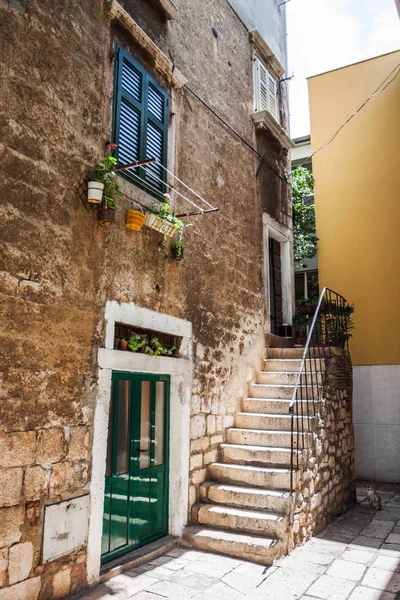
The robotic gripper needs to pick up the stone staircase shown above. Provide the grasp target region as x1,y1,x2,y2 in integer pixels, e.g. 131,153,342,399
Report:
183,347,324,564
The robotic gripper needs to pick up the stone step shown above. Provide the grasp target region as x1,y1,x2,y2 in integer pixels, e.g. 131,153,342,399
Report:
263,358,302,371
250,383,295,399
208,462,292,489
182,526,284,565
197,504,288,537
266,347,328,359
227,427,310,449
200,481,291,514
256,371,324,385
249,383,319,400
220,443,303,467
267,347,305,359
263,358,326,372
242,398,318,415
236,412,315,431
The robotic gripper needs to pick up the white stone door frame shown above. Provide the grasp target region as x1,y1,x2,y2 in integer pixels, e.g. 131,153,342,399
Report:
86,301,193,583
263,214,294,331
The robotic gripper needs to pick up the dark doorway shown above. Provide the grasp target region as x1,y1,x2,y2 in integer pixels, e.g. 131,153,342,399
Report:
269,238,283,334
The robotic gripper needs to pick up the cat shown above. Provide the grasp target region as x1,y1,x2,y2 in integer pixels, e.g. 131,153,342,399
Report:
367,486,382,511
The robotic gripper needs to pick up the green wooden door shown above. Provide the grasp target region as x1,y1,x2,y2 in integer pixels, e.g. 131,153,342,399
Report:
101,372,170,563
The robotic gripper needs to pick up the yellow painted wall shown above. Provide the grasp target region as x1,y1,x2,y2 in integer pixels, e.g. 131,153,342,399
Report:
308,51,400,366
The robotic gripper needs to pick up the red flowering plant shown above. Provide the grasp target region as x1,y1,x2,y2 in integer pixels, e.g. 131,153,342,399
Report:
89,143,120,209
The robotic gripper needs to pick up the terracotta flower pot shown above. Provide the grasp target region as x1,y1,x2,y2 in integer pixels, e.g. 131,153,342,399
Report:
119,340,128,350
126,210,145,231
97,207,116,226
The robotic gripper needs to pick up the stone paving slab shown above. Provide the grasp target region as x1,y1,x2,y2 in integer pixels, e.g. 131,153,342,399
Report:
76,483,400,600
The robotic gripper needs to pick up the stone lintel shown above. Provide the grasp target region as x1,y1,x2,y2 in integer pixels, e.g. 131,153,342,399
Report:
252,110,295,150
105,0,187,88
151,0,178,20
249,29,285,78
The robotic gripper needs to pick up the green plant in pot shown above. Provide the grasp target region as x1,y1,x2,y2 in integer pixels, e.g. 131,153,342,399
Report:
89,144,121,226
144,337,176,357
171,228,185,260
293,309,307,345
127,334,147,352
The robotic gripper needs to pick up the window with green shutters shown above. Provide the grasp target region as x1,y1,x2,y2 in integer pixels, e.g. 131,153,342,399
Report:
113,46,168,197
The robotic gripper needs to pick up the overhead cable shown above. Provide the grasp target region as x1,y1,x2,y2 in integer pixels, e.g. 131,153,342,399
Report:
291,61,400,176
184,85,288,183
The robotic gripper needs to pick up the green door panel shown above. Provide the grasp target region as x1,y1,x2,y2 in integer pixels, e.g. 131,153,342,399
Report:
101,373,170,563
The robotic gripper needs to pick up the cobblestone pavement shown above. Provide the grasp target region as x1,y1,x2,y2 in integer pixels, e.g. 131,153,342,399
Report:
79,483,400,600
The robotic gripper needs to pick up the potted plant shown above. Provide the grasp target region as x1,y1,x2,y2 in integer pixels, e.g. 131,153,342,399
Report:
145,194,184,239
127,334,147,353
171,228,185,260
119,338,128,351
126,205,146,231
88,144,120,226
293,310,307,345
144,337,176,357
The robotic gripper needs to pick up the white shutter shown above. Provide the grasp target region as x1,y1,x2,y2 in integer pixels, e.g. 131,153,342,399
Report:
255,58,268,112
268,75,277,120
254,56,279,122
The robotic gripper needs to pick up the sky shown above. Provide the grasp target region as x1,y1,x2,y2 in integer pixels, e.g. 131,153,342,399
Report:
286,0,400,139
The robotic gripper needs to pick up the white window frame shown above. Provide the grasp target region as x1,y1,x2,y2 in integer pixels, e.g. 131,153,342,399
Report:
253,54,279,123
263,214,294,330
86,302,193,584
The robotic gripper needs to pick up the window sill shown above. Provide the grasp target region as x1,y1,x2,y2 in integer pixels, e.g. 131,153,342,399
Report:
251,110,294,150
150,0,177,20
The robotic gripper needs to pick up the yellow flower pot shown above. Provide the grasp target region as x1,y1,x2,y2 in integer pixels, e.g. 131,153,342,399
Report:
126,210,145,231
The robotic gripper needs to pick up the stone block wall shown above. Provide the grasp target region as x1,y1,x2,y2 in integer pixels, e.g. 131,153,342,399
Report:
0,0,290,595
291,348,357,547
0,427,89,598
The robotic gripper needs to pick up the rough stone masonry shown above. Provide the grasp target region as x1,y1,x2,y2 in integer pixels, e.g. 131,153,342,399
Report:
0,0,292,597
292,348,356,549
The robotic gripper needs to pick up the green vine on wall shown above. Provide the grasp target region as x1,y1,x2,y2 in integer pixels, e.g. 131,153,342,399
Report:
292,166,318,268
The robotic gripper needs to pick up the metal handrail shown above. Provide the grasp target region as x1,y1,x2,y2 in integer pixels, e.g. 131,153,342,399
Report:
289,287,352,494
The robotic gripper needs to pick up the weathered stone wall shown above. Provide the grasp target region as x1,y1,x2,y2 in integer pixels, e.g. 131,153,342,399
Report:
0,0,290,597
291,348,356,547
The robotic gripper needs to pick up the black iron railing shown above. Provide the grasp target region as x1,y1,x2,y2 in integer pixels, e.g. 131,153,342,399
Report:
289,287,353,493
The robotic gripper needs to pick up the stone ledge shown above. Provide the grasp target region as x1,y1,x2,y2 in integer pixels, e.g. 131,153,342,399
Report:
249,29,285,78
252,110,295,150
150,0,177,20
105,0,186,88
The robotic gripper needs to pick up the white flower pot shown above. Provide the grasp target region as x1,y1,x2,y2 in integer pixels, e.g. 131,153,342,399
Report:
87,181,104,204
144,213,176,237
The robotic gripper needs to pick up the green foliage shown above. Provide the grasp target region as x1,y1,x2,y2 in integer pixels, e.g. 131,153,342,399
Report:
157,201,184,240
293,309,307,328
171,228,185,258
89,155,121,209
127,334,147,352
292,167,318,268
144,337,176,357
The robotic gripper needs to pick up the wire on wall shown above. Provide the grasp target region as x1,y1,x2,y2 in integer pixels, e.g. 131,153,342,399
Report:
290,61,400,176
184,85,288,184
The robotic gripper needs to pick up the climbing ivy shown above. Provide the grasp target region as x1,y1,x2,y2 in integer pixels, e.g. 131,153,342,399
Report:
292,166,318,268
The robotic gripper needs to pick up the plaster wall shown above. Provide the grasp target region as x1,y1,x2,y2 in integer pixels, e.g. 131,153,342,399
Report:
227,0,287,69
308,50,400,367
353,365,400,483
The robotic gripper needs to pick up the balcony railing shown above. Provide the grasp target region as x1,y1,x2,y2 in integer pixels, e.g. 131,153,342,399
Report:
289,287,354,493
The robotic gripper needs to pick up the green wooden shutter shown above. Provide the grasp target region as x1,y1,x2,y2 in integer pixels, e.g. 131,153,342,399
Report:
113,46,168,196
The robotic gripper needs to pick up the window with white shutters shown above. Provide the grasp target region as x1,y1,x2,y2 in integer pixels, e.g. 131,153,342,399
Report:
254,56,279,123
113,46,168,197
